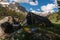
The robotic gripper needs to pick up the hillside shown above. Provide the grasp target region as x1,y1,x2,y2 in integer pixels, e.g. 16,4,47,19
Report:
0,1,60,40
0,4,27,21
2,12,60,40
48,12,60,24
0,6,60,40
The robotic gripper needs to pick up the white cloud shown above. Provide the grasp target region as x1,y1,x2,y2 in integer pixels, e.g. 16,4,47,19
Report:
31,10,36,13
29,8,55,16
31,10,41,15
29,3,56,16
41,4,56,13
50,10,55,13
30,8,40,13
30,10,49,16
29,0,38,5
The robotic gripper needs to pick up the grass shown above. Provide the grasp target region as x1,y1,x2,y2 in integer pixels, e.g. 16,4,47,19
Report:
0,14,60,40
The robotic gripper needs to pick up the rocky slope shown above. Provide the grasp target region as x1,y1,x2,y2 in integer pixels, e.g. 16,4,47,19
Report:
8,2,27,12
0,1,27,13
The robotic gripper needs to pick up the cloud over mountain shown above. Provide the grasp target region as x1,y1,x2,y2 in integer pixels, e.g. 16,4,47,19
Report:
30,8,41,13
30,3,57,14
41,4,56,13
29,0,38,6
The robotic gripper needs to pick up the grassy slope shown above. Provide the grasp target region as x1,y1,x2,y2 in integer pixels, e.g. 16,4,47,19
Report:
38,12,60,36
0,7,60,40
6,12,60,40
48,13,60,24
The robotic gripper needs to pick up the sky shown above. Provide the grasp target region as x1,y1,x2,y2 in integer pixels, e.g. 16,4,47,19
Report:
7,0,58,13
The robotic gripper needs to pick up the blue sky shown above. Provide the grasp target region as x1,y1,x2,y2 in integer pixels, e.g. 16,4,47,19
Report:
8,0,58,13
20,0,55,11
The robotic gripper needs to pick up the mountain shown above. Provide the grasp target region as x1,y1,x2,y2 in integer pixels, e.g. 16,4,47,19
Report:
0,2,27,21
8,2,27,12
0,1,27,13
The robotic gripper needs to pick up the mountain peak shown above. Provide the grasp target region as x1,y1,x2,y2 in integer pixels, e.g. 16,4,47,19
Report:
0,1,27,13
8,2,27,12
